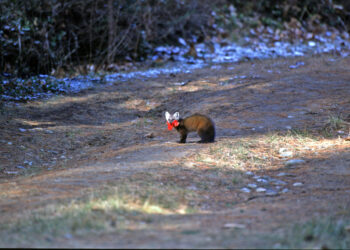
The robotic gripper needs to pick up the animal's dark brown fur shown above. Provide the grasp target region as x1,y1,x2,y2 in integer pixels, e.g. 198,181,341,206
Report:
175,114,215,143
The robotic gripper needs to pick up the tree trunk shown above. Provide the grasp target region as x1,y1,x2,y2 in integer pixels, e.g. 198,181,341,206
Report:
107,0,115,65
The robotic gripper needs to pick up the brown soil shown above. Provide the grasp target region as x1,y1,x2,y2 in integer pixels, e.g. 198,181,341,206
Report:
0,54,350,248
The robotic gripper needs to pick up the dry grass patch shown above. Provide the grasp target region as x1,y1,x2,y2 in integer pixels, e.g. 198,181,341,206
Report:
189,129,348,172
0,181,198,247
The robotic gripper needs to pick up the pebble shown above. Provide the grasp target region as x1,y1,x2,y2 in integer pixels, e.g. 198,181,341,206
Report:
223,223,246,229
5,171,18,174
281,188,289,193
7,142,12,145
271,179,287,185
64,233,73,239
308,41,316,47
240,187,251,193
276,172,296,177
187,185,198,191
245,171,254,175
279,148,293,157
247,183,257,188
293,182,303,187
256,178,269,183
266,189,278,196
285,159,306,166
174,80,190,86
17,166,26,169
277,172,287,177
24,160,33,166
19,128,27,132
256,187,267,192
285,126,292,130
145,132,155,138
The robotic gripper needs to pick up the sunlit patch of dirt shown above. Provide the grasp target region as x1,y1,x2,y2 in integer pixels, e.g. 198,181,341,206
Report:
0,54,350,248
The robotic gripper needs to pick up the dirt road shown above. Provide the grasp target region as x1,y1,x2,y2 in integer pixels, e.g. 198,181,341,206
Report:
0,55,350,248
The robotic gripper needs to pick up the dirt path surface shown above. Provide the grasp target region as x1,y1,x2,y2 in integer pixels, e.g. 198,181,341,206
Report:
1,55,350,248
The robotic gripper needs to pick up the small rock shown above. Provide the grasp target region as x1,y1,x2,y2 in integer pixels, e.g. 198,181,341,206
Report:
277,172,287,177
245,171,254,175
45,130,54,134
279,148,293,157
293,182,303,187
5,171,18,174
247,183,257,188
17,166,26,169
7,142,12,145
24,160,33,166
281,188,289,193
19,128,27,132
60,155,66,159
289,61,305,69
187,185,198,191
266,189,278,196
178,37,187,46
256,187,266,192
308,41,316,47
271,179,287,185
285,126,292,130
184,162,195,168
240,187,251,193
276,172,296,177
223,223,246,229
145,132,155,138
64,233,73,239
285,159,306,166
174,80,190,86
253,175,261,179
256,178,269,183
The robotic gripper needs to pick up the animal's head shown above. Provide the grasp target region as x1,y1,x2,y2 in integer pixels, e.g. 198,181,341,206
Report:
165,111,180,130
165,111,179,123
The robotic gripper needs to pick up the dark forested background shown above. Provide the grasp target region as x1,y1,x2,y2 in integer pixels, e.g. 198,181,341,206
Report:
1,0,350,77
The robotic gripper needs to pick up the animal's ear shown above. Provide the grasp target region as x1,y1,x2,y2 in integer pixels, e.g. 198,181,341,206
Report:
173,112,180,120
165,111,171,121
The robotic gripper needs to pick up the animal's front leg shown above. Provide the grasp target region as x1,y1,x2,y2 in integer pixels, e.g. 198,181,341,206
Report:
179,131,187,143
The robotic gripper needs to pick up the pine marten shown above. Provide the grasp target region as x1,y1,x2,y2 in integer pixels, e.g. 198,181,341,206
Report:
165,111,215,143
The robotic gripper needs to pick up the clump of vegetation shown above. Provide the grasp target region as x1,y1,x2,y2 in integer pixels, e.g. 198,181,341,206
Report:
0,0,222,77
1,0,350,78
323,114,350,137
278,217,350,249
0,75,68,101
1,0,350,101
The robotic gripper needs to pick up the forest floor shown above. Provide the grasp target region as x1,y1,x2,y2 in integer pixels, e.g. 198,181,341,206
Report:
1,54,350,248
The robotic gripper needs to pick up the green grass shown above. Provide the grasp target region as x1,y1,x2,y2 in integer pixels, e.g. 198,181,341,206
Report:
0,180,198,247
276,217,350,249
322,114,349,137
